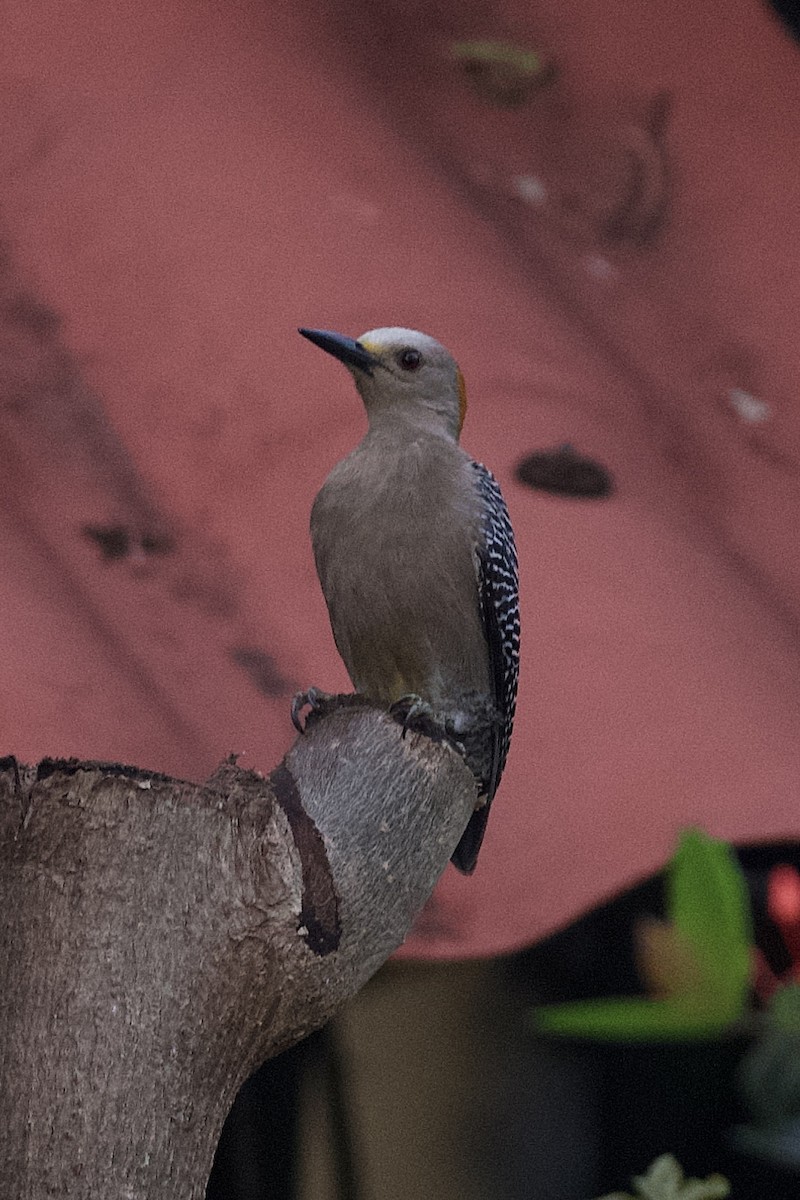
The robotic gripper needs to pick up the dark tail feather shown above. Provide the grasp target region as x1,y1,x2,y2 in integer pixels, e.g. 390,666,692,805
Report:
450,803,491,875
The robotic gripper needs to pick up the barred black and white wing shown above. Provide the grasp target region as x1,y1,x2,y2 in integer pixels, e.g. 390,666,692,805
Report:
450,460,520,873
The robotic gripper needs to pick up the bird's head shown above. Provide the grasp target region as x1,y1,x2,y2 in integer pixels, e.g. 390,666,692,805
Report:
299,326,467,440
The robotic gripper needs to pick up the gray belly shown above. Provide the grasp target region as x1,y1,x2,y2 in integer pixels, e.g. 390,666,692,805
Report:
311,447,491,707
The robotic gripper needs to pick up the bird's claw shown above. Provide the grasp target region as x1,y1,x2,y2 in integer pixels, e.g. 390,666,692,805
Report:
389,693,432,740
291,687,335,734
389,696,471,771
388,696,468,757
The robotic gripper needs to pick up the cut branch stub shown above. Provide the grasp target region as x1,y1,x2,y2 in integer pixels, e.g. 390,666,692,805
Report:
0,700,477,1199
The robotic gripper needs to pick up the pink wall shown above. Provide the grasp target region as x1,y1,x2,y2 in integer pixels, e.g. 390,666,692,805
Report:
2,0,799,957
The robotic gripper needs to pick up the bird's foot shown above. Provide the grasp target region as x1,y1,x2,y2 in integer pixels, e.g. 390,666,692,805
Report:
389,693,431,740
290,687,337,733
291,688,372,733
389,694,466,755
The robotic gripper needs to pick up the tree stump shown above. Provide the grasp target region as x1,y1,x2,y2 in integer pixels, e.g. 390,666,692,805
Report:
0,700,478,1198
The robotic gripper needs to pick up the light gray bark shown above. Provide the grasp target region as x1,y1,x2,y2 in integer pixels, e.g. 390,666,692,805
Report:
0,700,477,1198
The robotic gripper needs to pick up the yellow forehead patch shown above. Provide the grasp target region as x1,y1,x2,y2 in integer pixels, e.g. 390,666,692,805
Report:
456,368,467,434
358,338,380,356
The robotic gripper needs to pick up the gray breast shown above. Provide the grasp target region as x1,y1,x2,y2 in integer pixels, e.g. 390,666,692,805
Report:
310,435,490,706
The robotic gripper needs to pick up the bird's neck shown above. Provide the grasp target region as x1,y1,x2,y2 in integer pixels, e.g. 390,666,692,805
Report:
363,406,460,445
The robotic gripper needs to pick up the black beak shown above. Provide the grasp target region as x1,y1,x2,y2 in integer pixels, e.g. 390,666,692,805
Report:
298,328,379,376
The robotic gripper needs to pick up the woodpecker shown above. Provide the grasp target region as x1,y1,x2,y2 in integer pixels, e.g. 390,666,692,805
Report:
297,326,520,874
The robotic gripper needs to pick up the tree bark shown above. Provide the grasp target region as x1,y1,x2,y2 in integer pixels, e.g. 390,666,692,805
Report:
0,700,478,1198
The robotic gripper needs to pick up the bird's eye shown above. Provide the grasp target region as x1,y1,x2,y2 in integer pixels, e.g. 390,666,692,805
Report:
398,348,422,371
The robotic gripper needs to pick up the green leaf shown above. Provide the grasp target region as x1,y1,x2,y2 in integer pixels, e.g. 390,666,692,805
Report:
593,1153,730,1200
531,829,752,1041
533,997,737,1041
669,829,751,1024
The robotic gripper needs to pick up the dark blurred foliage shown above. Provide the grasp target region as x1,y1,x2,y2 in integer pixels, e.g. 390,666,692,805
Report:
495,843,800,1198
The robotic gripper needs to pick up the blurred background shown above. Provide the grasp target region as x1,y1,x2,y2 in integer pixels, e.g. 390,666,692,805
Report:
3,0,800,1195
